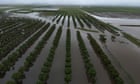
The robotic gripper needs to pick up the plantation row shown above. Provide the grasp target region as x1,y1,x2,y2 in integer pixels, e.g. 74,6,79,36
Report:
82,12,120,35
0,8,129,84
6,24,56,84
58,9,88,28
0,17,37,31
123,32,140,47
87,34,124,84
0,18,44,60
77,31,96,84
0,23,50,78
64,29,72,84
46,8,120,36
36,26,62,84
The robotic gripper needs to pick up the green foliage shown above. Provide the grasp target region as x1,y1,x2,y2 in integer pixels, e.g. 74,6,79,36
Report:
36,26,62,84
99,34,106,43
0,23,51,78
65,74,72,83
5,24,55,83
123,32,140,47
87,33,124,84
64,29,72,83
6,80,16,84
77,31,96,83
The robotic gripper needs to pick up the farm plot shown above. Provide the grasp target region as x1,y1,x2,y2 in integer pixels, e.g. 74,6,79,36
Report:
0,8,138,84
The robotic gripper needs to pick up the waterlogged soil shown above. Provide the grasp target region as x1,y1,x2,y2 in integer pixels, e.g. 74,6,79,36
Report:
91,13,140,39
80,32,112,84
74,17,81,28
85,11,140,84
63,16,68,28
119,26,140,39
100,31,134,84
0,23,49,84
2,9,140,84
47,27,66,84
23,25,58,84
70,29,90,84
1,24,46,62
105,32,140,84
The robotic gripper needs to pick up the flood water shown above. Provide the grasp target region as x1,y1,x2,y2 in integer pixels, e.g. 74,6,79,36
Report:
81,32,112,84
0,23,50,84
47,27,66,84
23,24,58,84
1,8,140,84
86,12,140,84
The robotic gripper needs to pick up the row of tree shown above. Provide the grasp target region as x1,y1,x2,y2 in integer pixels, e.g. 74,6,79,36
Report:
0,19,44,60
36,26,62,84
64,29,72,84
87,34,124,84
77,31,96,84
5,24,56,84
0,23,50,78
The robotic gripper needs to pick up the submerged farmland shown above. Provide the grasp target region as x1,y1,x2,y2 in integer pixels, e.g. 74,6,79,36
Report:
0,7,140,84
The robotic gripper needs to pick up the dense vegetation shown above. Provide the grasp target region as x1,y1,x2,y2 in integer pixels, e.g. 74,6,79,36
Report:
0,17,45,60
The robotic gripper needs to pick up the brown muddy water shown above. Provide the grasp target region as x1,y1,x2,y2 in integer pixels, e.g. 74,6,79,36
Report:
70,29,90,84
47,27,66,84
1,9,140,84
0,23,52,84
22,24,58,84
88,12,140,84
80,32,112,84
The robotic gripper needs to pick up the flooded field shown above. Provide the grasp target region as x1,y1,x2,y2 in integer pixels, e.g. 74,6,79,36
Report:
89,12,140,84
0,7,140,84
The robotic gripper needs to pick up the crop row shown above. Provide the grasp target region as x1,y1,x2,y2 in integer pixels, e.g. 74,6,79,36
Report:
0,20,44,60
123,32,140,47
36,26,62,84
0,23,51,78
56,15,63,24
52,14,60,22
61,13,66,25
67,15,70,27
77,31,96,84
71,15,77,27
64,29,72,84
79,15,91,28
87,34,124,84
5,24,56,84
76,16,84,28
84,13,120,35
